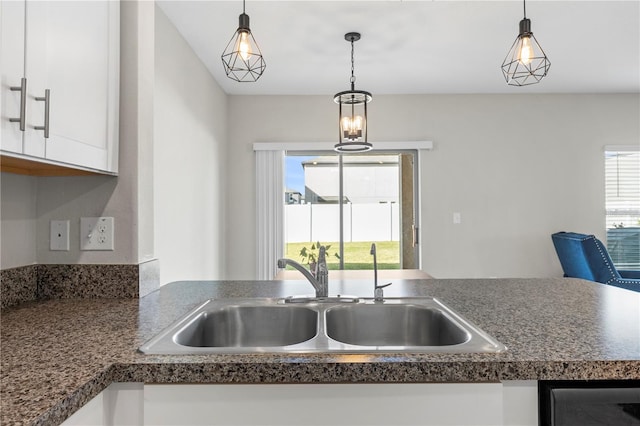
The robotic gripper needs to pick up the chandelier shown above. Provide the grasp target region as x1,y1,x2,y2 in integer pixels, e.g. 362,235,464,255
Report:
334,32,373,153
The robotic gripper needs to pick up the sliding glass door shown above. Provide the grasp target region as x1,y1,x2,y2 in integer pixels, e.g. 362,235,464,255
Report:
284,151,419,270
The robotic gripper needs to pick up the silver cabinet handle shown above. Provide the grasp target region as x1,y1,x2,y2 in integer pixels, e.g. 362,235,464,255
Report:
34,89,50,138
9,77,27,131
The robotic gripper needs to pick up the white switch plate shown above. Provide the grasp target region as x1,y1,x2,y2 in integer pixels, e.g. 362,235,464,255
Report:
80,217,114,251
453,212,461,224
50,220,70,251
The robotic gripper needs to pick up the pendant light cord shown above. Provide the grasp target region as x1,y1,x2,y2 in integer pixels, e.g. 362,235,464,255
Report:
523,0,527,19
350,39,356,89
243,0,246,14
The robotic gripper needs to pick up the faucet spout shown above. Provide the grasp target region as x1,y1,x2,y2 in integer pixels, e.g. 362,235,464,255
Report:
277,246,329,298
371,243,392,301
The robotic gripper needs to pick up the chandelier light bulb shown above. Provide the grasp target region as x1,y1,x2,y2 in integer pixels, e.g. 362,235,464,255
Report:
518,35,534,65
238,31,251,61
341,115,364,140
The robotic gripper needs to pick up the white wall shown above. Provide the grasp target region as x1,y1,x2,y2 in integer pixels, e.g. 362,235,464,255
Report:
226,94,640,279
0,173,37,268
153,6,228,285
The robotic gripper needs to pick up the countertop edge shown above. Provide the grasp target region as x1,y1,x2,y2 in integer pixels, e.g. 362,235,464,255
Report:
36,358,640,425
30,366,116,426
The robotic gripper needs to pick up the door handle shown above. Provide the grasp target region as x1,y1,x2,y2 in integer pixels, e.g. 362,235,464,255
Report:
412,224,419,247
34,89,50,138
9,77,27,131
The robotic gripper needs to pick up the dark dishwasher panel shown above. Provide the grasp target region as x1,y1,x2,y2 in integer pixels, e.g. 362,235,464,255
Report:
539,380,640,426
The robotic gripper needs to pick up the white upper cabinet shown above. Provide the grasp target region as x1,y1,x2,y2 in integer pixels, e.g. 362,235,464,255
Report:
1,1,27,155
1,0,119,175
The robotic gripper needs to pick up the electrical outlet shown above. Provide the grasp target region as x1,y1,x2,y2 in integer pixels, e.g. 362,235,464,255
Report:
50,220,70,251
80,217,114,251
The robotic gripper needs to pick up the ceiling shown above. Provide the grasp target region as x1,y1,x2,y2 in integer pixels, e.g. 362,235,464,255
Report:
157,1,640,96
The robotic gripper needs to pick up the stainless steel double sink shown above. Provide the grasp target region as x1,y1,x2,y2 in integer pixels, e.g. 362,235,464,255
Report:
139,297,506,354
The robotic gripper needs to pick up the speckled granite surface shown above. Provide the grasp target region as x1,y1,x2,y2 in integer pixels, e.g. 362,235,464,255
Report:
0,264,39,308
2,278,640,425
38,264,139,299
0,264,139,308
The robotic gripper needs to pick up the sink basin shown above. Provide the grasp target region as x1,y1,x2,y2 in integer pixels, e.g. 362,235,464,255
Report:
175,305,317,348
325,304,470,347
139,297,506,355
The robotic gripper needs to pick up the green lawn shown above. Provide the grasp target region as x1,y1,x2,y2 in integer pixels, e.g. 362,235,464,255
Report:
285,241,400,270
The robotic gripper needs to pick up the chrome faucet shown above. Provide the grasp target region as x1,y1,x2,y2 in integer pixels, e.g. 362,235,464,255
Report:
370,243,392,301
277,246,329,298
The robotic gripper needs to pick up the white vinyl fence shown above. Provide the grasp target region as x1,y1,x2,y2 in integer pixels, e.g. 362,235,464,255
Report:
285,203,399,243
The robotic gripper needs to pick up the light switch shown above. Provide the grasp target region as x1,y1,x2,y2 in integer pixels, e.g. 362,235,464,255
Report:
50,220,70,251
453,212,461,224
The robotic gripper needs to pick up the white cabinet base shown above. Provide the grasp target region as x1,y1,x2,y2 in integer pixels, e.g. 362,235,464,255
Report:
61,381,538,426
61,383,143,426
144,382,538,426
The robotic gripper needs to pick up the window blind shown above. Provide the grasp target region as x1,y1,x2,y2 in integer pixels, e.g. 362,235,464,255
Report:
605,148,640,269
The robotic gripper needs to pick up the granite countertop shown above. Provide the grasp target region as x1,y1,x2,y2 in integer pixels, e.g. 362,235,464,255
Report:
2,278,640,425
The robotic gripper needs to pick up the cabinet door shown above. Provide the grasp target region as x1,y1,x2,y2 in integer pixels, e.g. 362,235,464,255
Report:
1,0,27,154
145,383,505,425
25,0,119,173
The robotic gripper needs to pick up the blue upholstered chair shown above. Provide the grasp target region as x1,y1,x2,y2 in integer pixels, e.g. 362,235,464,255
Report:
551,231,640,292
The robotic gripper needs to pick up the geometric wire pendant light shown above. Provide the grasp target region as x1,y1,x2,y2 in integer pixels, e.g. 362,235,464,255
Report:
221,0,266,82
501,0,550,86
334,32,373,153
